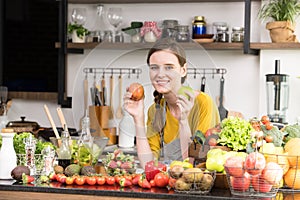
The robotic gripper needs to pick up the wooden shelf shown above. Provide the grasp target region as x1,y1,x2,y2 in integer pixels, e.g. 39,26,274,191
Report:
55,42,300,51
8,92,58,101
68,0,261,4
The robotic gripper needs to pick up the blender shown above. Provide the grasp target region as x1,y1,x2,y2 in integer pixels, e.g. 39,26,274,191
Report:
266,60,289,124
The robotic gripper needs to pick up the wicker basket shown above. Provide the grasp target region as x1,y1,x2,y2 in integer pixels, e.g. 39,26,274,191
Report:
225,166,280,198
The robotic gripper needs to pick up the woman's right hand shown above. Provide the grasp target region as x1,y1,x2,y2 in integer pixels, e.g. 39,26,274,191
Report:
123,89,145,120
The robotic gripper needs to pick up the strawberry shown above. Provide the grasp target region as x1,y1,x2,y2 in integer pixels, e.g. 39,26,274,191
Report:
22,173,35,183
132,174,141,185
138,175,151,189
145,159,167,181
120,162,133,169
119,177,132,187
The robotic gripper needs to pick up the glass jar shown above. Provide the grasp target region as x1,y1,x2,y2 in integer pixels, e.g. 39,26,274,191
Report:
103,30,113,43
175,25,190,42
192,16,206,38
212,22,227,40
216,26,229,42
231,27,244,42
140,21,162,43
162,19,178,38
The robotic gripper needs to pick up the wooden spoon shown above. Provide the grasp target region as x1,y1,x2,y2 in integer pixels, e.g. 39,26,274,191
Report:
116,75,123,119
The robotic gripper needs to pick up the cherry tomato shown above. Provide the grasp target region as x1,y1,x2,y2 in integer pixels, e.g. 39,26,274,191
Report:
96,176,106,185
75,176,85,185
265,121,273,130
261,115,270,125
114,175,122,184
106,176,116,185
265,135,273,143
86,176,97,185
154,172,169,188
65,177,74,185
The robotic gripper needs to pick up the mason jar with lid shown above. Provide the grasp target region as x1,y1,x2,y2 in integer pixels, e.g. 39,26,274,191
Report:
231,27,244,42
162,19,178,38
212,22,227,40
216,26,229,42
192,16,206,38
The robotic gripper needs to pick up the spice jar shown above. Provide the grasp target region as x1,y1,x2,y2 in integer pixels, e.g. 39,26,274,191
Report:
103,30,113,43
216,26,229,42
231,27,244,42
212,22,227,40
140,21,162,43
192,16,206,38
174,25,190,42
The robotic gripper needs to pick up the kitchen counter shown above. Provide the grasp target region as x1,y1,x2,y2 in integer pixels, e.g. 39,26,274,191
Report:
0,179,282,200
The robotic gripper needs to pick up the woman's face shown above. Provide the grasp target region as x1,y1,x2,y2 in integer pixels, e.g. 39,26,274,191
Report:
148,50,187,95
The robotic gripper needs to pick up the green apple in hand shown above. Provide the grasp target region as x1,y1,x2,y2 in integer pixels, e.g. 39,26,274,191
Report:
177,86,193,100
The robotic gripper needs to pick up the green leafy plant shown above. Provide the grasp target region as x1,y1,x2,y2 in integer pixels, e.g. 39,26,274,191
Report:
68,23,89,39
258,0,300,23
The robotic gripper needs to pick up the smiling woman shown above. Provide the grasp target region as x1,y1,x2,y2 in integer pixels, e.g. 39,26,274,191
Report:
1,0,59,95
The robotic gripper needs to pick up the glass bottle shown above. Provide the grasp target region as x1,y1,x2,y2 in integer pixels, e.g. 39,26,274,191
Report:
77,111,93,167
41,145,56,176
24,134,37,175
0,129,17,179
58,129,71,169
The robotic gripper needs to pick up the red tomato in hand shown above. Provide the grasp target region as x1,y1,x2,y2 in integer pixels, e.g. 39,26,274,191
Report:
154,172,169,188
86,176,97,185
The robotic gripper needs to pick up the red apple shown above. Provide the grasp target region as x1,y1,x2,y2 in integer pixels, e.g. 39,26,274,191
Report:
224,156,245,177
261,162,283,185
230,172,251,191
244,152,266,175
251,175,273,193
128,82,144,101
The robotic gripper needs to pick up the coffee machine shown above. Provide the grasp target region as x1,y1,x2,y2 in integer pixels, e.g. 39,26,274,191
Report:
266,60,289,124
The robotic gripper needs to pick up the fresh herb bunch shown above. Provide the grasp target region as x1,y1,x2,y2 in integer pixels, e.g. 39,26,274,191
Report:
68,23,89,39
258,0,300,23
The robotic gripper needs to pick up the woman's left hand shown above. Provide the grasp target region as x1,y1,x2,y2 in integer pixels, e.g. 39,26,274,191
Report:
176,90,195,121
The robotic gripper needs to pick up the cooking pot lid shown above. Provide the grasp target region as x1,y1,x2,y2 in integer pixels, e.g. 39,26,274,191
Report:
6,116,39,128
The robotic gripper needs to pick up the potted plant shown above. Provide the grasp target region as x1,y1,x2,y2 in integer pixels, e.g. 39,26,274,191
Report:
68,23,89,43
258,0,300,42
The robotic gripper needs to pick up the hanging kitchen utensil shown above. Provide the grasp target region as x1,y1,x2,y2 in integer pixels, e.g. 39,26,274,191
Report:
109,74,114,119
200,75,206,92
116,75,123,119
218,75,228,121
101,75,106,106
